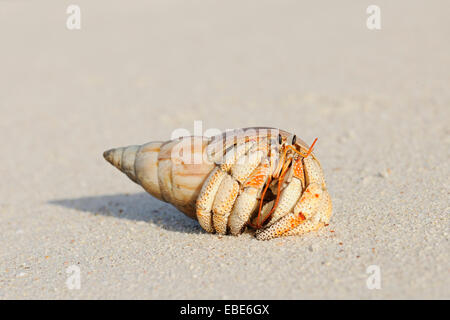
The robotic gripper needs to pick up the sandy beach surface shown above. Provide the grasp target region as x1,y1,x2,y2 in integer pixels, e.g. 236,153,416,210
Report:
1,1,449,299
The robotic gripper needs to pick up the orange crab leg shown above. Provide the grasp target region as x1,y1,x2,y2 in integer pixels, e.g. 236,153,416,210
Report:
250,138,318,229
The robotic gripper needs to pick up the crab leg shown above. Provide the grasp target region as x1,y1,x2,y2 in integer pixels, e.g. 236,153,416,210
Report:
284,191,332,236
253,138,317,227
213,143,268,234
264,157,305,226
212,175,240,234
255,183,323,240
196,140,271,234
283,156,332,236
196,141,254,232
196,167,227,232
228,159,271,235
255,156,328,240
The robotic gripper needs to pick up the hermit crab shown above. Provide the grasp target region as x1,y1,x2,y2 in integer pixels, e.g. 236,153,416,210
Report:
103,127,332,240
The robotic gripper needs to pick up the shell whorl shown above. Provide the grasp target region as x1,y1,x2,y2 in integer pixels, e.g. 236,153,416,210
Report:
103,146,140,183
104,142,164,201
103,137,215,219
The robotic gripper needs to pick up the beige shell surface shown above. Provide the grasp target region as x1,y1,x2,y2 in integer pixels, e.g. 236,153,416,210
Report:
104,136,216,219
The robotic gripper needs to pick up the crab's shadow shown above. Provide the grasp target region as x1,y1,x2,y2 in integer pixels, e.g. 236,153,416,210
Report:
49,193,203,234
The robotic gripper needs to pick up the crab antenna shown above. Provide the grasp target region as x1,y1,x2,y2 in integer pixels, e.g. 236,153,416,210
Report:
261,163,289,225
254,176,272,228
255,150,292,227
287,137,318,158
250,137,319,229
305,137,318,158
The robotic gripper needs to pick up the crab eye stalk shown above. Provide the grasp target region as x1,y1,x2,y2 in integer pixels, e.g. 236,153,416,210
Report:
278,134,282,144
292,135,297,145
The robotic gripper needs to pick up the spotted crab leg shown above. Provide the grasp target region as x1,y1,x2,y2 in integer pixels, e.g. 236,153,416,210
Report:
284,190,332,237
195,167,227,233
196,140,272,234
228,159,271,235
196,141,255,232
255,155,330,240
213,143,267,234
255,184,322,240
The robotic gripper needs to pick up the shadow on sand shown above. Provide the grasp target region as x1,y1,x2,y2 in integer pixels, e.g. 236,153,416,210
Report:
49,193,203,235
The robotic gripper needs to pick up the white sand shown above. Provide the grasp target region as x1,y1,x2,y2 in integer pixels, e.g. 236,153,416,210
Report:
0,1,448,299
